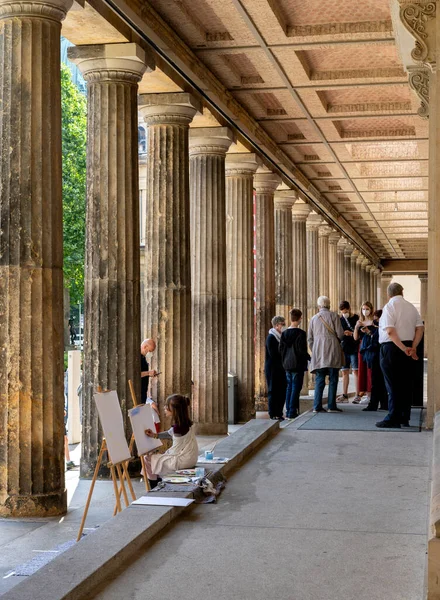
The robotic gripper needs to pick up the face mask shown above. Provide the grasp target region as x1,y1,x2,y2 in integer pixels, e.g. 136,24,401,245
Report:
146,351,154,360
281,326,286,332
342,311,349,317
362,309,370,317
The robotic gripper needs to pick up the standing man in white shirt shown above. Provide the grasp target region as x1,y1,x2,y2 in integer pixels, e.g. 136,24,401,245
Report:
376,282,424,429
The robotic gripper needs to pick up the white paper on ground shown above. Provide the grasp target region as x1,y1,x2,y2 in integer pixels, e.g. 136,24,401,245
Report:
131,496,194,507
94,391,131,465
128,404,162,455
197,456,229,464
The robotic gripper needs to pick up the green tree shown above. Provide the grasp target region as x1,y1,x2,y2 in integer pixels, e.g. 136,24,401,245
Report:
61,64,87,306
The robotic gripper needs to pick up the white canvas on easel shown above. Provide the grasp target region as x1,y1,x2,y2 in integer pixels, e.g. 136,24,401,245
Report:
94,391,131,465
129,404,163,455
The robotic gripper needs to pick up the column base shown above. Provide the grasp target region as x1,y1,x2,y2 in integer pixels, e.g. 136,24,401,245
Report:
194,422,228,436
0,489,67,518
255,397,268,412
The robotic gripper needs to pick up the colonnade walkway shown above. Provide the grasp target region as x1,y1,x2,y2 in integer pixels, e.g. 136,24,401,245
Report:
88,409,432,600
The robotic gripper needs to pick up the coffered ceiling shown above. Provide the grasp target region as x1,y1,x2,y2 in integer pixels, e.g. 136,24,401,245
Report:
145,0,428,260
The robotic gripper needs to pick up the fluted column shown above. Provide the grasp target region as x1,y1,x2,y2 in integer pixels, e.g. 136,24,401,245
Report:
70,44,153,477
337,238,347,304
374,269,381,309
361,258,370,303
344,244,354,305
291,202,311,316
226,153,259,422
0,0,72,516
306,213,322,323
318,226,332,298
189,127,234,434
274,188,297,318
328,232,340,310
369,266,375,307
380,273,393,308
356,254,364,310
254,168,281,411
351,249,359,311
419,274,428,358
140,93,201,425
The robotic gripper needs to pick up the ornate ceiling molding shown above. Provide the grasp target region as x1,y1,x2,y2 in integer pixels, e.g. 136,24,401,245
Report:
407,65,430,118
400,2,436,65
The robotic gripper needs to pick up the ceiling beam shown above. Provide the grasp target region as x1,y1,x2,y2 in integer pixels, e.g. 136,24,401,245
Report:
381,259,428,273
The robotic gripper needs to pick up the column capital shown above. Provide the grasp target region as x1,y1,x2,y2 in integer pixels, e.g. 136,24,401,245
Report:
189,127,235,156
328,231,341,246
351,248,360,261
361,257,370,268
356,253,365,265
337,237,348,252
253,167,281,193
318,225,333,238
419,273,428,282
399,0,436,69
139,92,202,126
381,272,393,280
291,200,311,222
0,0,72,20
225,153,260,175
68,43,154,83
344,243,354,257
274,187,298,209
306,212,323,231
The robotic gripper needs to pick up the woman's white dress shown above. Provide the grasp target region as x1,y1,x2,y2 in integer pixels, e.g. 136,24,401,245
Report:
150,425,199,476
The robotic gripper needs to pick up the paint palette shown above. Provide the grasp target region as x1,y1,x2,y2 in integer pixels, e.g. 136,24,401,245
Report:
162,476,191,484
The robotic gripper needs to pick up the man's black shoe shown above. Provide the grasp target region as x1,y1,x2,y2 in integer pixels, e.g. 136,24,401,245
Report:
362,407,377,411
376,420,401,429
401,421,410,427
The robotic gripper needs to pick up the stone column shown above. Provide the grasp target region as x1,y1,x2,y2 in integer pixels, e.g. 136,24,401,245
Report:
318,225,332,298
419,274,428,358
189,127,234,434
380,273,393,309
328,232,340,311
351,249,360,311
274,188,297,319
361,258,370,302
337,238,347,304
253,168,281,412
374,269,381,309
292,201,311,395
70,44,153,477
140,93,201,424
226,154,259,422
344,244,354,305
0,0,72,516
306,213,322,323
356,254,364,310
369,266,376,307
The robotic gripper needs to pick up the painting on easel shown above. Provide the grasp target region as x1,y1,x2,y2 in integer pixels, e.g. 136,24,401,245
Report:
94,390,131,465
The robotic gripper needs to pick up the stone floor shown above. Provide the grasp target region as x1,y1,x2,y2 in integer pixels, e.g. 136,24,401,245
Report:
86,413,432,600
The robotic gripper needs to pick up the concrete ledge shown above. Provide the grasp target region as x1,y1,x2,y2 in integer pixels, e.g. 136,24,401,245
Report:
1,419,279,600
428,411,440,599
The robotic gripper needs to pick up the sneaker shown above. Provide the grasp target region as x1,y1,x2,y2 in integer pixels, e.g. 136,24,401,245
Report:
277,416,285,422
359,396,370,405
328,408,344,413
336,394,349,403
313,408,327,413
376,420,401,429
66,461,76,470
352,396,362,404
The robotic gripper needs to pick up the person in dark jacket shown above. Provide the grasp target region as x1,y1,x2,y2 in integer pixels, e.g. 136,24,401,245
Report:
265,315,287,421
361,310,388,412
280,308,310,419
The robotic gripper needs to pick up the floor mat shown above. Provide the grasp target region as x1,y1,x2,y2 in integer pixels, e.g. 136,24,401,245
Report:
299,404,424,431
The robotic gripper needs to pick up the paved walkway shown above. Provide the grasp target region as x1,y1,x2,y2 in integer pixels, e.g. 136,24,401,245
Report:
87,409,432,600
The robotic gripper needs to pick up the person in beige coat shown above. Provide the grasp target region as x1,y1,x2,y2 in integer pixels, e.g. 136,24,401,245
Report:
308,296,345,413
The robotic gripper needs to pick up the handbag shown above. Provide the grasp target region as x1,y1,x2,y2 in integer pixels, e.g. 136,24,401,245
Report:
318,315,346,367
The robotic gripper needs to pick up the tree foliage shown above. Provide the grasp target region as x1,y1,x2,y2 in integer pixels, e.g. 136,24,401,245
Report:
61,64,87,306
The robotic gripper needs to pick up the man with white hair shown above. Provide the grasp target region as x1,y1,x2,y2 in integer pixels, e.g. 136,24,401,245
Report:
308,296,345,413
140,339,158,404
376,282,424,429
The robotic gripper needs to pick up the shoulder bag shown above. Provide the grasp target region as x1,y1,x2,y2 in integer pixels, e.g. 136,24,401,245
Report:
318,315,345,367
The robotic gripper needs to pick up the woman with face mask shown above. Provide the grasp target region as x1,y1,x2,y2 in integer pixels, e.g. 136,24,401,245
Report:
353,302,374,404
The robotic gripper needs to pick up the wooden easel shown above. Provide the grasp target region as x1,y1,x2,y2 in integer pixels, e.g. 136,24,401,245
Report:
112,379,154,515
77,388,137,542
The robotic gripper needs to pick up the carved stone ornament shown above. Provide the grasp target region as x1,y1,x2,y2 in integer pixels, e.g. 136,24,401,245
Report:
408,66,430,118
400,2,436,64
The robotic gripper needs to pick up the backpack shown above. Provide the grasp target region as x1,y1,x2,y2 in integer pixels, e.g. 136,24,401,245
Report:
280,333,307,372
